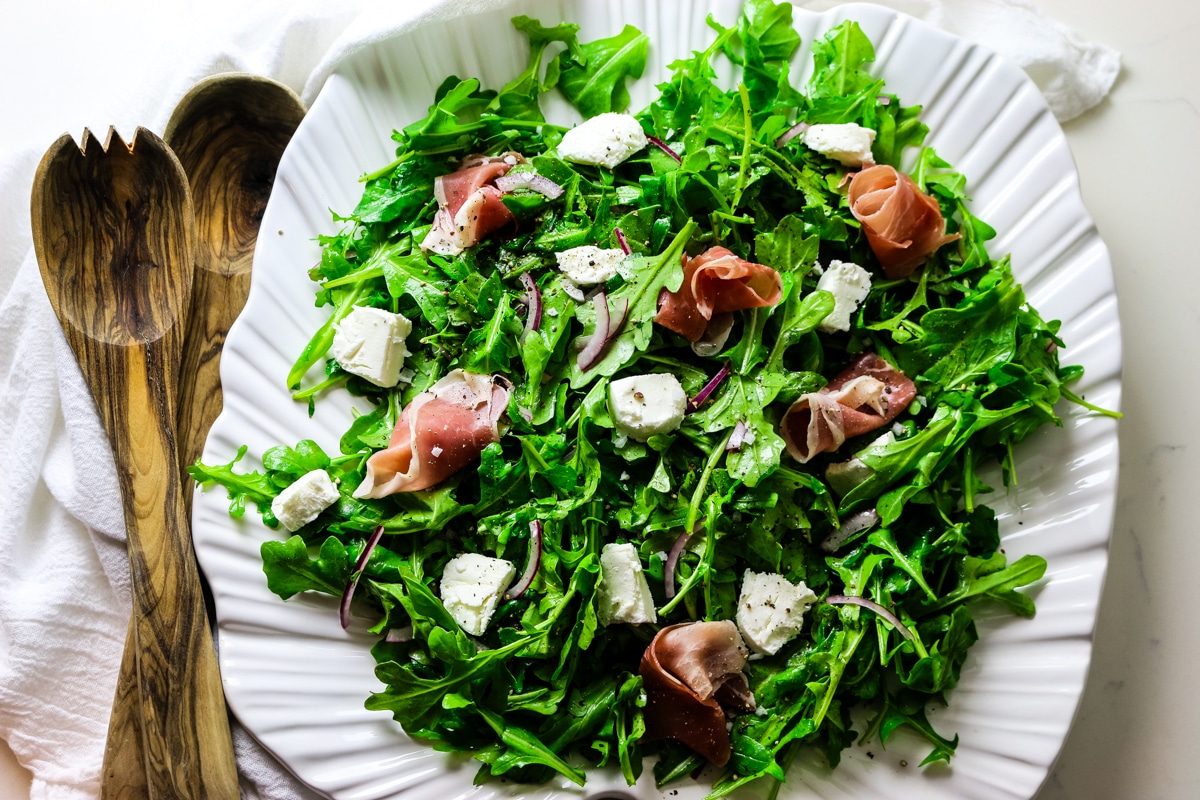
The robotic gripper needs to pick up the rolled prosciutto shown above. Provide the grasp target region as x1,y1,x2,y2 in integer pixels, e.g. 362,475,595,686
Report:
354,370,510,498
639,621,756,767
781,353,916,464
848,164,958,279
420,153,523,256
655,246,783,342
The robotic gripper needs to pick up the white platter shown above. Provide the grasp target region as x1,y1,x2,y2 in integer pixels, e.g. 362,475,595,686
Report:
191,2,1123,799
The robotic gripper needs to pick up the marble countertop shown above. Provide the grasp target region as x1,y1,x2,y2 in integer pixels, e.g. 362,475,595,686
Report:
2,0,1197,797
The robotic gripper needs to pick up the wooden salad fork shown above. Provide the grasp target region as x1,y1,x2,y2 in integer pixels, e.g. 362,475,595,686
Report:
30,126,238,798
98,74,307,796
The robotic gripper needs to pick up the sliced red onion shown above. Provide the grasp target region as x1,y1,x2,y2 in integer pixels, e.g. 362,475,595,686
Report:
341,524,385,629
819,508,880,553
878,96,892,106
576,292,628,372
775,121,810,147
506,520,544,599
519,272,542,335
561,279,586,303
726,420,750,452
646,134,682,164
494,172,565,199
664,528,693,600
385,625,414,643
615,227,631,255
825,594,914,641
686,361,732,414
691,312,734,357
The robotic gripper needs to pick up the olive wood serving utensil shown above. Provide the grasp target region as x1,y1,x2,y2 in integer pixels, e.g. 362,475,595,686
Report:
30,126,238,799
167,73,307,472
98,74,306,795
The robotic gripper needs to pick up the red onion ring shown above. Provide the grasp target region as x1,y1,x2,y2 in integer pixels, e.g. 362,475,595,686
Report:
494,172,565,199
819,509,880,553
775,121,810,147
691,312,734,357
385,625,414,643
663,528,693,600
506,520,544,599
340,524,385,629
825,594,914,641
686,361,732,414
615,227,631,255
519,272,542,335
577,292,628,371
646,134,682,164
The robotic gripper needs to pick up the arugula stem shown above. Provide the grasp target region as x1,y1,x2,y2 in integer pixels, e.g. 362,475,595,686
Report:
1060,385,1123,418
359,151,415,182
658,431,732,617
686,428,732,534
321,264,386,289
290,374,348,401
731,83,754,209
287,283,366,390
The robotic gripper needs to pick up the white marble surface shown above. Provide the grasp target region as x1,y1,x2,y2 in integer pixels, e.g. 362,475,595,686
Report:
0,0,1196,797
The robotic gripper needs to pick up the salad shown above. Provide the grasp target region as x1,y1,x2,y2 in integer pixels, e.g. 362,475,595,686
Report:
193,2,1113,796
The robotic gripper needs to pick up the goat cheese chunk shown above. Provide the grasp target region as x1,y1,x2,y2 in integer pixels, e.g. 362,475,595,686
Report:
608,373,686,440
271,469,339,532
555,245,624,286
815,260,872,333
736,570,817,655
802,123,877,167
558,112,648,169
440,553,516,636
598,543,657,625
331,306,413,388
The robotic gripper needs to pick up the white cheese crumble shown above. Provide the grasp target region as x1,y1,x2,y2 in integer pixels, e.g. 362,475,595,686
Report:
439,553,516,636
555,245,625,286
802,122,877,167
270,469,339,532
331,306,413,387
736,570,817,655
608,373,687,440
558,112,649,169
815,260,872,333
597,543,657,625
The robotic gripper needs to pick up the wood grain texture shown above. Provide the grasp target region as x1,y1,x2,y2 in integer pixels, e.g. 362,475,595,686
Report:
30,127,238,799
166,73,306,473
100,75,306,796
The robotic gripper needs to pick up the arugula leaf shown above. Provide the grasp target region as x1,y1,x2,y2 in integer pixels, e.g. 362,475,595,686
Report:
567,220,696,387
188,446,279,523
261,535,350,599
496,17,582,121
553,24,650,117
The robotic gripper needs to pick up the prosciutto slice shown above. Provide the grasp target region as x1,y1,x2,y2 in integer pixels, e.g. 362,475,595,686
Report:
639,621,755,767
848,165,958,279
781,353,916,464
655,246,783,342
354,370,510,498
420,154,522,256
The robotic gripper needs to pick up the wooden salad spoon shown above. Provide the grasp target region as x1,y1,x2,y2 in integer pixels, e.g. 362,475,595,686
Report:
30,126,238,798
166,72,307,473
95,75,307,795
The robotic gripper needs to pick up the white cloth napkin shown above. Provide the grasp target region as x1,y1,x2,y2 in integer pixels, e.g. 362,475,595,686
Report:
0,1,1118,798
